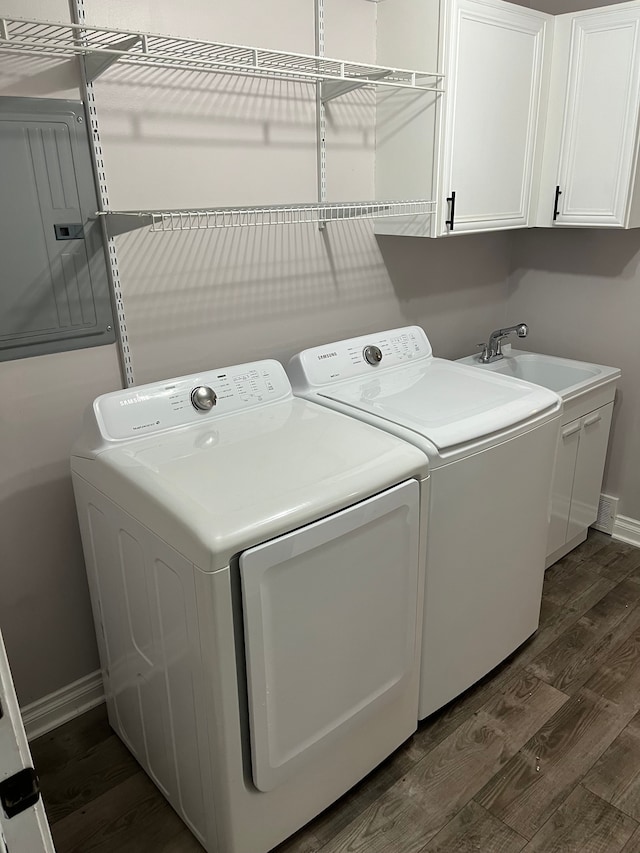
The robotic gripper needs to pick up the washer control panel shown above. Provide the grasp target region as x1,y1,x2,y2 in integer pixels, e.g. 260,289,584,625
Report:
94,360,292,441
289,326,432,388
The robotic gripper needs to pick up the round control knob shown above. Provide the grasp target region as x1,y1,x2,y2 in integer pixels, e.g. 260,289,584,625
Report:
363,345,383,366
190,386,217,411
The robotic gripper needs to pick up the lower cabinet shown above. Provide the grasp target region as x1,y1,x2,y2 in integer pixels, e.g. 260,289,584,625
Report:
547,402,614,563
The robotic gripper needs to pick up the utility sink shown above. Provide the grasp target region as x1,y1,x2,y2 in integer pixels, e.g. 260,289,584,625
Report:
458,347,620,403
460,347,621,569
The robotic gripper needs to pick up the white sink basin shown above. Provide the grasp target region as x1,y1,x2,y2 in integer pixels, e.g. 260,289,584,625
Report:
458,348,620,401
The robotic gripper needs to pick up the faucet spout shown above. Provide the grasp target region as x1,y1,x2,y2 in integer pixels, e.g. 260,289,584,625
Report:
478,323,528,363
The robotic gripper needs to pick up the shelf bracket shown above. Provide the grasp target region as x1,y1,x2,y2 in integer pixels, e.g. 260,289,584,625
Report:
99,212,154,237
83,35,142,83
321,70,392,103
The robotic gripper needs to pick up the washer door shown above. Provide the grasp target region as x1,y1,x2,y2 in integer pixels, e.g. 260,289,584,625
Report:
240,479,420,792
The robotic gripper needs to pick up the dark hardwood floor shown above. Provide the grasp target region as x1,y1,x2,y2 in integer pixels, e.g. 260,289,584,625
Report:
31,531,640,853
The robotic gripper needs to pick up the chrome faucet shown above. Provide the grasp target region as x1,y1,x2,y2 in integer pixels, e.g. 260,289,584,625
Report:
477,323,528,363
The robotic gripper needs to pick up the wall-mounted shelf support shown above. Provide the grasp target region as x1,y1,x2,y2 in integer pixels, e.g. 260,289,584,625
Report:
71,0,136,387
0,17,443,93
321,70,393,103
83,34,141,83
98,200,436,235
2,14,443,239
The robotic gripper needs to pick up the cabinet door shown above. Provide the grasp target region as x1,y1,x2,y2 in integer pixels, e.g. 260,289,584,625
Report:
440,0,551,235
553,8,640,227
567,403,614,541
547,417,581,557
0,629,55,852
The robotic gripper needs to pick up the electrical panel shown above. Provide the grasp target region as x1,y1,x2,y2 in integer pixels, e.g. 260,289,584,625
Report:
0,97,115,361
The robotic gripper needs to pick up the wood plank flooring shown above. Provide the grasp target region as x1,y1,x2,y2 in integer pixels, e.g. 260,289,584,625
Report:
30,531,640,853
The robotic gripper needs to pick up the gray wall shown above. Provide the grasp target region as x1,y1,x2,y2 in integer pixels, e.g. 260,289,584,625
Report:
1,0,511,705
506,0,640,522
527,0,624,10
85,0,512,384
0,347,121,702
0,0,122,704
506,229,640,521
5,0,638,708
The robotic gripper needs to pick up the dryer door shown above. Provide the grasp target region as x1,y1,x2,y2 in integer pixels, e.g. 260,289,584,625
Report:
240,479,420,792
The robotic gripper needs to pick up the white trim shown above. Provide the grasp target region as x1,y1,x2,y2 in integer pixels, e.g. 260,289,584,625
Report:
612,514,640,549
20,670,104,741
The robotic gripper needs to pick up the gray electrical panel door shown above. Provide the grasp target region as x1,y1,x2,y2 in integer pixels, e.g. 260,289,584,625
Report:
0,97,115,361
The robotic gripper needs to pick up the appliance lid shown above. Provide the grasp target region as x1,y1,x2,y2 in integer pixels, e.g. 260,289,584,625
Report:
73,396,428,568
319,359,560,450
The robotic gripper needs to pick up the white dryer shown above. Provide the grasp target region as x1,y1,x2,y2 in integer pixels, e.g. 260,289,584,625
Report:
288,327,562,720
70,359,429,853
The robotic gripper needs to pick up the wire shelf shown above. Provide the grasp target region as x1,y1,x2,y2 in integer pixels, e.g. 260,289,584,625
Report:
97,201,437,233
0,17,443,92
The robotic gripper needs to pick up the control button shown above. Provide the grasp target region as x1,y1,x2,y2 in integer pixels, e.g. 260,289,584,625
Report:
363,345,383,366
190,386,217,411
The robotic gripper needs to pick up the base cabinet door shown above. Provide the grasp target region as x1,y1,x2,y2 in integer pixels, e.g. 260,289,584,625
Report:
546,402,615,561
547,418,581,557
547,6,640,227
440,0,551,234
567,403,614,540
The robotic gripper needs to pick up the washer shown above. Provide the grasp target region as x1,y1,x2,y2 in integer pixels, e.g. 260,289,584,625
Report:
288,326,563,720
70,359,429,853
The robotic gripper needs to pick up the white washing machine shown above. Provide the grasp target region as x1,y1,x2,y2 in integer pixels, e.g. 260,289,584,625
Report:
288,327,563,720
70,359,429,853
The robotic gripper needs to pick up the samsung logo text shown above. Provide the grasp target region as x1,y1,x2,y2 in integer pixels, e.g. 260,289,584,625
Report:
119,394,151,407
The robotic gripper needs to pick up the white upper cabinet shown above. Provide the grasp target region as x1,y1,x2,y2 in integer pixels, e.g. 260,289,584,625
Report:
538,3,640,228
374,0,552,238
438,0,552,236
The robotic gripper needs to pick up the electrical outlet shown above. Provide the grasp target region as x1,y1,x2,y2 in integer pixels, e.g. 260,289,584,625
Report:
593,494,619,535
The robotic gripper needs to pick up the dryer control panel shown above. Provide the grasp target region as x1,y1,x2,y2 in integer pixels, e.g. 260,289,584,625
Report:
92,360,292,441
288,326,432,389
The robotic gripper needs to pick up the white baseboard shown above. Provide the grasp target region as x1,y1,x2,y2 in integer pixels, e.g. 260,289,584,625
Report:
21,670,104,741
612,514,640,549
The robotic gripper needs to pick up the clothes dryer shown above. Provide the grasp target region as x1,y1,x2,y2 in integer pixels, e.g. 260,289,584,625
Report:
288,327,562,719
71,359,429,853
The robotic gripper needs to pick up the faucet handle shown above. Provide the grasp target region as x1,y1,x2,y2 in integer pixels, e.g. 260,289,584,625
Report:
476,342,490,362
